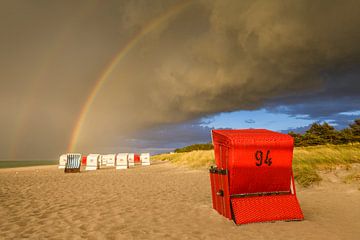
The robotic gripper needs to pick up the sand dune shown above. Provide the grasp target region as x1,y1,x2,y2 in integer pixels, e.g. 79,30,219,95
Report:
0,162,359,239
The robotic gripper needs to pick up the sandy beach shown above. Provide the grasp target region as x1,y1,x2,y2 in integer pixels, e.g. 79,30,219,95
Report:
0,161,359,240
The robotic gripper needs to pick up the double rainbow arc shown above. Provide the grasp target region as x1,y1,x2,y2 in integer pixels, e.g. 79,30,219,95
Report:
68,0,192,152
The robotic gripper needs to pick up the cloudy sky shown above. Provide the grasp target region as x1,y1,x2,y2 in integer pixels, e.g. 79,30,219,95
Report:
1,0,360,160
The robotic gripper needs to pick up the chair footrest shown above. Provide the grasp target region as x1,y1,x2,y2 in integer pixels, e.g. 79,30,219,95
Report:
231,194,304,224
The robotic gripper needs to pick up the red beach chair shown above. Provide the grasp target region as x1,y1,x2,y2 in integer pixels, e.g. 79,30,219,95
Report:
209,129,304,224
81,156,87,166
134,154,140,163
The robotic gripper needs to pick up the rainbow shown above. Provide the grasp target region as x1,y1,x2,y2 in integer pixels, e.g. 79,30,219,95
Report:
68,0,192,152
9,3,99,159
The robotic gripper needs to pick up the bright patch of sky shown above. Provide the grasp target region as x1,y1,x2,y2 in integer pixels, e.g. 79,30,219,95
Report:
201,109,315,131
339,110,360,116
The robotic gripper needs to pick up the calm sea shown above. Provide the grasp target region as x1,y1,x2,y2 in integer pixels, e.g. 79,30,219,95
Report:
0,160,58,169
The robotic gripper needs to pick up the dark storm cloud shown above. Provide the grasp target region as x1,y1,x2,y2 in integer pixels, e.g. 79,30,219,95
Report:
76,121,212,155
1,0,360,159
119,121,212,154
266,69,360,118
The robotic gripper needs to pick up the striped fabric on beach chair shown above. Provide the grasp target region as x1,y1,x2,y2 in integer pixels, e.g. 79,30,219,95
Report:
64,153,82,173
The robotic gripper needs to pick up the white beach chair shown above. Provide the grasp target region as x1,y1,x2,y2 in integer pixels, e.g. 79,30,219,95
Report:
140,153,151,166
101,154,109,166
58,154,67,169
128,153,135,167
116,153,128,170
106,154,116,167
101,155,107,166
86,154,100,170
64,153,82,173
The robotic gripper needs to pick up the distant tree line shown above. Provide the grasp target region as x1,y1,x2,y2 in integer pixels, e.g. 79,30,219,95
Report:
288,119,360,147
173,119,360,152
174,143,214,153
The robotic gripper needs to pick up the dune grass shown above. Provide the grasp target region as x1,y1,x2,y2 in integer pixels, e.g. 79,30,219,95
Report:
152,143,360,187
293,144,360,186
153,151,215,169
343,172,360,184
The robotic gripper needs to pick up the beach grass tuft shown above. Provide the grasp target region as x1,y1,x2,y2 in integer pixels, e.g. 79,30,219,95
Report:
343,172,360,184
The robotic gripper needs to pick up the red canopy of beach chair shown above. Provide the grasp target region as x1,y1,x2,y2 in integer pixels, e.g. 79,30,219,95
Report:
81,156,87,166
134,154,140,163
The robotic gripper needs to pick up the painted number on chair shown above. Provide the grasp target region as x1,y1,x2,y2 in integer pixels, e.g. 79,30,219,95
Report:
255,150,272,167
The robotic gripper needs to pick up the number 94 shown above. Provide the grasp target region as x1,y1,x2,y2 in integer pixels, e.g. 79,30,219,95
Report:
255,150,272,167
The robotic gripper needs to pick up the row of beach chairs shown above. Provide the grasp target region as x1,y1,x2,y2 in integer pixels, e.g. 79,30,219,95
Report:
59,153,150,173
